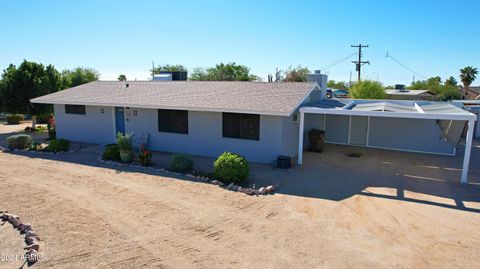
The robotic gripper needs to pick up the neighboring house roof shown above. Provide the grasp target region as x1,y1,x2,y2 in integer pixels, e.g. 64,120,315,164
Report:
31,81,318,116
385,89,436,96
467,86,480,100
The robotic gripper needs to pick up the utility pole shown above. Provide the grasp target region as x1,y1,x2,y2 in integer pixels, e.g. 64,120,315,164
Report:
152,60,155,79
351,44,370,82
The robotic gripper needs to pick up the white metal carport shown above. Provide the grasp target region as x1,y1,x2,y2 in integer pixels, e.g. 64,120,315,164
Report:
297,101,477,184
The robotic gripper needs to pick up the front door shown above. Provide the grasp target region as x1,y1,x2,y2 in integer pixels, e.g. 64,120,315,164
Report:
115,107,125,134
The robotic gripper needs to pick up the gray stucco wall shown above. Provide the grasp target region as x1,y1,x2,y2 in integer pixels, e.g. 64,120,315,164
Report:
54,104,114,144
124,108,291,163
281,115,300,158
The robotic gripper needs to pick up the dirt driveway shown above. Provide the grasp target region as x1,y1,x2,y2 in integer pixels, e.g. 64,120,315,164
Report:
1,124,480,268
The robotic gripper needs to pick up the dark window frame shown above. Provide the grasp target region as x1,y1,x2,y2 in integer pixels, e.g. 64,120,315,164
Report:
158,109,189,134
222,113,260,141
65,104,86,115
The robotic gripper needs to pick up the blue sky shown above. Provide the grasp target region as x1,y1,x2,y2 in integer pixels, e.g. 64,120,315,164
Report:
1,0,479,85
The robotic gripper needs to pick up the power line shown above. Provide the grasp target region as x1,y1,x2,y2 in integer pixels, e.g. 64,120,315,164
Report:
351,44,370,82
320,52,358,72
385,52,427,79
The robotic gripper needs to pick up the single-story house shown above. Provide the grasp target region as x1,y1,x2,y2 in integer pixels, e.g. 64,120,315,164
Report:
385,89,437,100
30,73,477,183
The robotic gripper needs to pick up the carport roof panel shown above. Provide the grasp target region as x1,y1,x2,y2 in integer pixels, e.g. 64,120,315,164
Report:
301,99,477,121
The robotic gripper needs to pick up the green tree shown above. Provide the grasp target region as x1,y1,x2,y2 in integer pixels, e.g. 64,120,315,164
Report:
0,60,62,115
284,65,309,82
189,63,258,81
152,64,187,74
459,66,478,98
118,74,127,81
445,76,457,86
327,80,349,90
350,80,386,99
62,67,99,88
438,85,461,101
409,76,462,100
189,67,209,81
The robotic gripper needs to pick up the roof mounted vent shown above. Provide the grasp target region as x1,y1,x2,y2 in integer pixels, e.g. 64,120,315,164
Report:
125,83,129,88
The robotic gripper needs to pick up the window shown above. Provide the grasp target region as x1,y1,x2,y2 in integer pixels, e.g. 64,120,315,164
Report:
222,113,260,140
65,105,86,115
158,109,188,134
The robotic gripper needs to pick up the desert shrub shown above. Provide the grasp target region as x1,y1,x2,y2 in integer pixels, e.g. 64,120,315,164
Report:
29,142,44,151
169,154,193,172
47,117,56,139
6,134,32,149
36,113,54,124
213,152,249,184
47,139,69,152
138,148,152,166
6,114,24,124
116,132,133,152
103,144,120,161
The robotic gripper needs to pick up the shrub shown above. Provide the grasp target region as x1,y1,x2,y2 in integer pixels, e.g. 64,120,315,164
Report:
47,117,56,139
213,152,249,184
47,139,69,152
169,154,193,172
6,114,24,124
138,148,152,167
349,80,386,99
116,132,133,152
36,113,54,124
29,142,43,151
6,134,33,149
103,144,120,161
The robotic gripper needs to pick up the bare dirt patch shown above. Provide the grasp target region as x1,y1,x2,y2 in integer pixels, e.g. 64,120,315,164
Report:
0,152,479,269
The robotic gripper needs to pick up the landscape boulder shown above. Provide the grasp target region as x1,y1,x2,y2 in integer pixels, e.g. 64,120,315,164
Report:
20,223,32,233
25,236,39,245
24,243,40,251
26,249,38,263
25,230,38,239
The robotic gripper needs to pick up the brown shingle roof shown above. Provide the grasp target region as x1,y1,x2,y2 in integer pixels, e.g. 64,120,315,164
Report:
31,81,317,116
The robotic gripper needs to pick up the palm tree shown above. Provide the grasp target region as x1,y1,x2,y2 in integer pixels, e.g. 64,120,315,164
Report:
459,66,478,99
118,74,127,81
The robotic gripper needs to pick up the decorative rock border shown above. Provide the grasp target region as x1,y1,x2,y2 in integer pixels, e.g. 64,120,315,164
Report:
97,154,278,195
0,146,74,155
0,211,40,265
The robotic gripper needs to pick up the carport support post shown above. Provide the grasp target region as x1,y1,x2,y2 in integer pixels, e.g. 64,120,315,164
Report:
298,111,305,165
461,119,475,184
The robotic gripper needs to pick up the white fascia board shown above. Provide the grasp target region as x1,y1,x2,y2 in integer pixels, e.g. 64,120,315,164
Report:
452,100,480,104
300,106,477,121
31,100,292,117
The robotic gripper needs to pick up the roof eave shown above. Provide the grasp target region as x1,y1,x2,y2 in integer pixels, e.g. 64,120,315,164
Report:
31,99,292,117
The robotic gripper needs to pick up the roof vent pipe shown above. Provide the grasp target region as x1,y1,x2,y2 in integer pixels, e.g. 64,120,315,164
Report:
125,83,129,88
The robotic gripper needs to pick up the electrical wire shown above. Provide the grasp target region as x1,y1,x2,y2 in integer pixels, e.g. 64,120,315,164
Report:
320,52,358,72
386,53,427,79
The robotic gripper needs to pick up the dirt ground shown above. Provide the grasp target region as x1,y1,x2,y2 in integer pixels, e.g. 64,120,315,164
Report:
1,122,480,268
